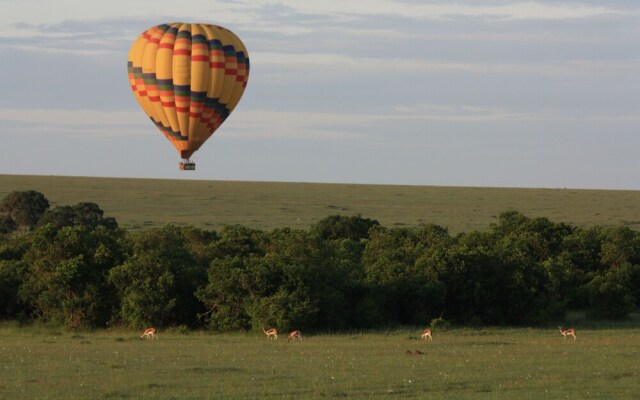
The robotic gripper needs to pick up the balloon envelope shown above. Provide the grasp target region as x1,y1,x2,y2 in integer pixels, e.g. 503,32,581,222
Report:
127,23,249,160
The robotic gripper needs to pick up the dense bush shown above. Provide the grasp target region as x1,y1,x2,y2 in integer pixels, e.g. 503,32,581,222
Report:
1,190,639,330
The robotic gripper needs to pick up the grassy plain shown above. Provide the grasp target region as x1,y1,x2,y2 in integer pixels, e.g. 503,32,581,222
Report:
1,174,640,233
1,325,638,399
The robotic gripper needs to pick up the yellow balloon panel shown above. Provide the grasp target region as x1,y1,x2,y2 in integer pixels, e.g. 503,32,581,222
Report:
127,23,250,160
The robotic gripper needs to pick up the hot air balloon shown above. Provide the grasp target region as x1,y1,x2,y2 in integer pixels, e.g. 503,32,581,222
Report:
127,23,249,170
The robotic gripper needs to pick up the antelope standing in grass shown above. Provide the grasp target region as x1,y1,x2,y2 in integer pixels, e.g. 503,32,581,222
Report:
141,327,157,340
263,328,278,340
287,330,302,342
558,326,576,340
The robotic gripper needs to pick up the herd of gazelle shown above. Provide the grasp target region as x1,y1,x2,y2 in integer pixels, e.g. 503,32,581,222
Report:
139,326,577,341
262,328,302,342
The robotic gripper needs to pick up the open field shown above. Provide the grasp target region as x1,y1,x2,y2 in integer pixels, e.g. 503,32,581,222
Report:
1,325,638,399
2,174,640,233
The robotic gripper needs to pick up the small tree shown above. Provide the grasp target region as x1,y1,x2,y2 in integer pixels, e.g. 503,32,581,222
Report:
0,190,50,233
38,202,118,231
310,214,379,242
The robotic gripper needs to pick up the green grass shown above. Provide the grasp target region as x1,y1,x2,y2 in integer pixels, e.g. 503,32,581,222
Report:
1,324,638,399
1,174,639,234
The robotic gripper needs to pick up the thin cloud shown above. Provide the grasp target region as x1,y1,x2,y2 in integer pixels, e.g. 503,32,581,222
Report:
0,108,151,137
225,110,367,140
256,1,629,21
393,104,537,122
223,107,535,140
254,51,636,79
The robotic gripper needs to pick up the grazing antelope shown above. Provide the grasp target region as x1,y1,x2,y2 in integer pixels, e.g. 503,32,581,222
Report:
263,328,278,340
287,330,302,342
421,328,432,341
558,326,576,340
141,327,157,340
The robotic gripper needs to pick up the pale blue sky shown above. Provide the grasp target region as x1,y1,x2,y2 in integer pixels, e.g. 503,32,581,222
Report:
0,0,638,189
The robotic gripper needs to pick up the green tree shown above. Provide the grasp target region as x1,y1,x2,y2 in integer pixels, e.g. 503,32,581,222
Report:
428,231,501,324
587,226,640,317
18,225,124,327
599,226,640,268
587,263,638,319
0,227,31,318
307,221,376,329
362,225,448,325
310,214,379,241
197,230,323,332
490,221,567,323
542,254,587,309
490,211,573,261
37,205,75,230
242,254,320,332
38,202,118,231
208,224,268,259
0,190,50,233
545,227,604,309
195,256,253,331
109,225,206,328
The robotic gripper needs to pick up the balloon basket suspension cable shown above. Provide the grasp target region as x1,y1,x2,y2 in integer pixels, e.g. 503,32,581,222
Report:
179,159,196,171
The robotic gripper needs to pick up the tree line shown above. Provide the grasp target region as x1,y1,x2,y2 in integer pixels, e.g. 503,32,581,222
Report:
1,190,639,331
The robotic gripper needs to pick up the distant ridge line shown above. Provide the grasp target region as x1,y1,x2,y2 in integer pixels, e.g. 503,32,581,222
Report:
1,174,638,233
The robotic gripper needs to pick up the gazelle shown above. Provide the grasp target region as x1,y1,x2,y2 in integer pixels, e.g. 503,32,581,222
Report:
141,327,157,340
263,328,278,340
558,326,576,340
287,330,302,342
421,328,432,341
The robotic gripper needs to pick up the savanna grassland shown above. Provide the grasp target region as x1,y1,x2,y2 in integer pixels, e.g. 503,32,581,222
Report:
1,324,639,399
1,174,639,233
2,176,640,399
